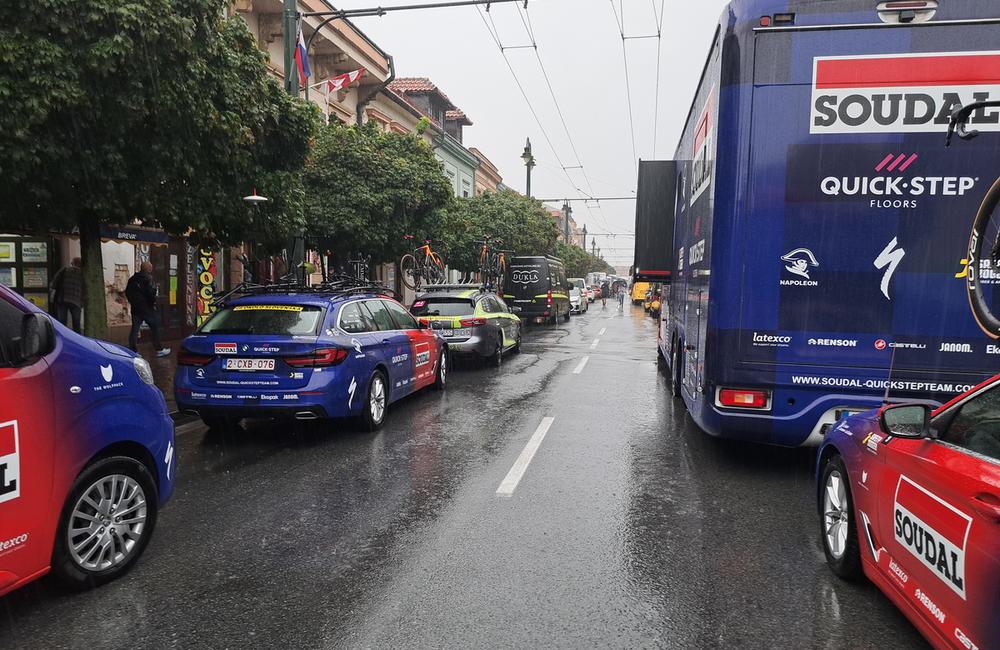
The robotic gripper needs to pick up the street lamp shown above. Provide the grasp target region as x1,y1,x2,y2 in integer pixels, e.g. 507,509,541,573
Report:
241,189,268,283
521,138,535,198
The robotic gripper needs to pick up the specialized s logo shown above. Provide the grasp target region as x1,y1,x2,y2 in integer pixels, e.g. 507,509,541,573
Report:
894,475,972,600
874,238,905,301
811,51,1000,134
0,421,20,504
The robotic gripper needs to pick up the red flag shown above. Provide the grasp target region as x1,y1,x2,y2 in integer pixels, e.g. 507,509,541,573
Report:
328,69,365,93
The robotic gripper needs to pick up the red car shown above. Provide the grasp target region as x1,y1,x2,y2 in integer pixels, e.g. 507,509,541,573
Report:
817,376,1000,649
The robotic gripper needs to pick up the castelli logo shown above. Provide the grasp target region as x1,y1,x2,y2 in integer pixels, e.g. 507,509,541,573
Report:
875,339,888,350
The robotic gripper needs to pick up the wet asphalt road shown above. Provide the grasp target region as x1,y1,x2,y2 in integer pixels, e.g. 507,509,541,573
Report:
1,304,928,649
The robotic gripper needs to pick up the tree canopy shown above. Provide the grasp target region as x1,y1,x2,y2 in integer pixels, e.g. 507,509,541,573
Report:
555,241,615,279
0,0,319,335
302,121,454,268
436,191,561,272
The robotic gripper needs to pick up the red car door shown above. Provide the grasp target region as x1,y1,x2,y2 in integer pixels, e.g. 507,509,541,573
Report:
0,297,56,595
381,299,439,392
877,387,1000,650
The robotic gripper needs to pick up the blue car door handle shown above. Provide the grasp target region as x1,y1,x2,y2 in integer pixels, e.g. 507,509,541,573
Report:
382,339,391,344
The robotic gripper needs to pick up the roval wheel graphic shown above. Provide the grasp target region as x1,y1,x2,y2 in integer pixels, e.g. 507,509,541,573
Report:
966,175,1000,339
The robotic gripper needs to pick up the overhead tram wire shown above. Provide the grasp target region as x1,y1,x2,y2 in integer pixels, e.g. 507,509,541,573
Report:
474,5,612,232
609,0,638,178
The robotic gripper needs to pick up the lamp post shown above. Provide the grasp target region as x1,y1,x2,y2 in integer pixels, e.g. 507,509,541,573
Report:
521,138,535,198
562,200,572,243
242,190,269,284
581,224,587,251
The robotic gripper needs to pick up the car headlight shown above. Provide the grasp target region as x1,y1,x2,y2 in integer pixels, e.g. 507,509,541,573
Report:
133,357,155,385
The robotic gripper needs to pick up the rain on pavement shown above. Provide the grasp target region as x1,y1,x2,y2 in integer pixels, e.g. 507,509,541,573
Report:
0,305,927,648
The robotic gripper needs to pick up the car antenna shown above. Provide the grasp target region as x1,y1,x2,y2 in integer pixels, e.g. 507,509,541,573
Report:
883,344,898,406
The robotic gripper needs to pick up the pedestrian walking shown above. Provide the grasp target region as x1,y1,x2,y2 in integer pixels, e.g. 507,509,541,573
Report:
125,261,171,357
617,285,626,310
50,257,83,333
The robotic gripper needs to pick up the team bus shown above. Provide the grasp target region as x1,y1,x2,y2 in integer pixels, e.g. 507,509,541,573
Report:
659,0,1000,446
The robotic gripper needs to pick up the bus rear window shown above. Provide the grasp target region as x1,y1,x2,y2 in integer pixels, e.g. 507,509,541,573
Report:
411,299,475,317
199,305,325,336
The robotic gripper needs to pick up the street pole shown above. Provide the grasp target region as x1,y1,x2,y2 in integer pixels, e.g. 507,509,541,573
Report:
521,138,535,198
562,201,571,243
582,224,587,251
284,0,299,96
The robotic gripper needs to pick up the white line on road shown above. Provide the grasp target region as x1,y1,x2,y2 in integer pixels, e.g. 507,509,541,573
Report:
496,417,555,497
590,338,600,349
599,327,607,336
573,356,590,374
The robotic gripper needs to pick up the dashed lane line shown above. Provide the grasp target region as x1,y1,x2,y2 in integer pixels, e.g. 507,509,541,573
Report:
573,356,590,374
599,327,607,336
590,339,600,349
496,417,555,497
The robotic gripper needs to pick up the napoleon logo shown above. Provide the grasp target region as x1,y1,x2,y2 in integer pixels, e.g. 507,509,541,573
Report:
780,249,819,286
811,51,1000,134
0,421,20,505
894,475,971,599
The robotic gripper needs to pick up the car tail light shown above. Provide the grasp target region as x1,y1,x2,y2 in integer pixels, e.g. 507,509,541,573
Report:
460,318,486,327
718,388,770,410
285,348,348,367
547,290,552,305
178,349,213,366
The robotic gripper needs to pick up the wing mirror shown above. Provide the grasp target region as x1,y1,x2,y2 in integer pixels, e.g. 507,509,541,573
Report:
18,312,55,363
879,403,933,439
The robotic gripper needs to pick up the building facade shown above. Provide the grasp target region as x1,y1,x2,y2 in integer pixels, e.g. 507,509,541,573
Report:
468,148,503,195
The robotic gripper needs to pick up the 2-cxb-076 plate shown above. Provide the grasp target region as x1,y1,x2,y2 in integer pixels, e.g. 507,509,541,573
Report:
223,358,276,371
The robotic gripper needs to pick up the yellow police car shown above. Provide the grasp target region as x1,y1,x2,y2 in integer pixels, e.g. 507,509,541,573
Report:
410,285,521,367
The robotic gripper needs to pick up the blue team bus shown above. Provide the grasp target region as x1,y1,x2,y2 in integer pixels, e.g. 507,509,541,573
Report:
659,0,1000,446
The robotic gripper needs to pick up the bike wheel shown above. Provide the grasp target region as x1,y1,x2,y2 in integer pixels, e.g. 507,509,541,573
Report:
494,258,506,295
966,176,1000,339
400,254,418,291
429,252,446,284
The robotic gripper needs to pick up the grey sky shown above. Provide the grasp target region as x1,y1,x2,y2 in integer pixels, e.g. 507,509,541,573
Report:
337,0,729,267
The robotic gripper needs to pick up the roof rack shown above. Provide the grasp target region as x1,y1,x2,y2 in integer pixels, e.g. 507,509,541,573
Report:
417,283,487,294
215,276,400,307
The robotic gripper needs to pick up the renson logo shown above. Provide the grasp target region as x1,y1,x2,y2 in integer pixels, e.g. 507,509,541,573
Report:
811,51,1000,134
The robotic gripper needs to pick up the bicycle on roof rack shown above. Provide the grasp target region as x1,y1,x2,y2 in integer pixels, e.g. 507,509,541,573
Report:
341,252,371,281
948,100,1000,339
400,236,446,291
475,236,513,294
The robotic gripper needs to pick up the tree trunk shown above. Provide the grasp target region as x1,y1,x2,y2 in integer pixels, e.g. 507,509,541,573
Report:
79,214,108,340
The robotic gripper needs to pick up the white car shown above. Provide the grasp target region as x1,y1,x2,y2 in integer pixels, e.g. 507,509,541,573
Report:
568,278,589,314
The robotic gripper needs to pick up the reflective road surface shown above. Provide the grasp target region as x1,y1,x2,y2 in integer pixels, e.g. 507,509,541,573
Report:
1,305,928,648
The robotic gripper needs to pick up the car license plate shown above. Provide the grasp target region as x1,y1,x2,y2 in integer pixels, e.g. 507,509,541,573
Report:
443,328,471,338
224,358,275,371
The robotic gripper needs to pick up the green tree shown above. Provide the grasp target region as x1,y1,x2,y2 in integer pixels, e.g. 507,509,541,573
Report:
554,241,614,278
302,121,453,269
437,191,560,273
0,0,319,337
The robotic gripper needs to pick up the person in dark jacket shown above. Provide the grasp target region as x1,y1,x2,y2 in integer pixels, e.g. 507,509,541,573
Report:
126,261,170,357
51,257,83,333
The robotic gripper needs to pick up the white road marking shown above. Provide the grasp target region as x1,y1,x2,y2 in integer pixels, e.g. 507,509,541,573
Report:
573,356,590,374
496,417,555,497
599,327,607,336
590,338,600,349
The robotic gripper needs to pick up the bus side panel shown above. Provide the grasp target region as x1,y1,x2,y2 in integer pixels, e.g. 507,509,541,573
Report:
717,24,1000,445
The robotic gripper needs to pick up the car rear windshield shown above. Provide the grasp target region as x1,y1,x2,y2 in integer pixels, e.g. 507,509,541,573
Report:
411,298,475,317
199,304,326,336
572,279,585,289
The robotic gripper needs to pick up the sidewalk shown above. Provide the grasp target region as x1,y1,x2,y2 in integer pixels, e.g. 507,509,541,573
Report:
134,339,183,414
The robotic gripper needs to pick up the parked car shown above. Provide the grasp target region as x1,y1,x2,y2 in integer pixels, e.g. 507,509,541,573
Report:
569,278,591,314
503,256,571,324
631,281,651,304
175,284,447,431
0,284,175,597
818,379,1000,650
410,285,521,366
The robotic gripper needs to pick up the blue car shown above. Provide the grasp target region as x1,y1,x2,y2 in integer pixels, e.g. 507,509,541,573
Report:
174,285,448,430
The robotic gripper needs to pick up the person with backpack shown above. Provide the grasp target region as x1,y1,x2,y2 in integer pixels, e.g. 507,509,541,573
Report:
50,257,83,333
125,261,170,357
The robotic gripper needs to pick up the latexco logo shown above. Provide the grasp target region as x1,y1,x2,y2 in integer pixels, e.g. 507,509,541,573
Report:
811,51,1000,134
752,332,791,348
780,248,819,286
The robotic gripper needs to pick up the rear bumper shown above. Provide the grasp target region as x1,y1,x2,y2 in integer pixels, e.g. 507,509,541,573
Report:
180,403,330,421
442,332,495,357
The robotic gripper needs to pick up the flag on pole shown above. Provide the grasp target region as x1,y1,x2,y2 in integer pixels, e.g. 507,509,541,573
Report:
294,30,311,87
328,69,365,93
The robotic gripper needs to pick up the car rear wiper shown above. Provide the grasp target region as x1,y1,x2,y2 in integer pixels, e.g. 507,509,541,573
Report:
947,100,1000,147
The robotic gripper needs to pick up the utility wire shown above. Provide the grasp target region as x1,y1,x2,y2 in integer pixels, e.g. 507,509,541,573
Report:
609,0,638,177
651,0,665,156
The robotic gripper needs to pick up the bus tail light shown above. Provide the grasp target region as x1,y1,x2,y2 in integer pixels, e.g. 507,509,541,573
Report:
286,348,348,367
718,388,771,410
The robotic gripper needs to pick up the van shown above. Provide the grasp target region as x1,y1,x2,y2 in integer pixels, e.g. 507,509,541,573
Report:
504,256,571,324
631,281,650,304
0,284,175,596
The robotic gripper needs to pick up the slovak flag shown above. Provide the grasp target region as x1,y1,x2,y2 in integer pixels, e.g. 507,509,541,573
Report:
294,29,311,87
328,68,365,93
